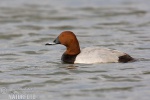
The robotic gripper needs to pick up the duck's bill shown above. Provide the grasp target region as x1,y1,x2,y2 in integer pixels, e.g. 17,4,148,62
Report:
45,43,57,45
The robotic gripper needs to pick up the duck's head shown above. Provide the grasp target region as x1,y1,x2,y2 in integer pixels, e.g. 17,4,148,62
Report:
46,31,80,55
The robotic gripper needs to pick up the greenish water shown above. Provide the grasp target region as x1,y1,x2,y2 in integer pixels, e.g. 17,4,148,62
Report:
0,0,150,100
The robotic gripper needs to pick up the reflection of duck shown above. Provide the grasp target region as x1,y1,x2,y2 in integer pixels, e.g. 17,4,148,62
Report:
46,31,134,64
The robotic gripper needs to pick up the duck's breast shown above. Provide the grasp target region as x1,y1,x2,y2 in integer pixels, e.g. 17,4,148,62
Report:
74,47,125,64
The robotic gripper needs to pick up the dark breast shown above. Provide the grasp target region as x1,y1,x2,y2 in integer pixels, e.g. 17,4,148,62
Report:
61,53,78,64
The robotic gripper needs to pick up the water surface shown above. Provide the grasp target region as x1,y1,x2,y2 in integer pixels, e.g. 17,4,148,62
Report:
0,0,150,100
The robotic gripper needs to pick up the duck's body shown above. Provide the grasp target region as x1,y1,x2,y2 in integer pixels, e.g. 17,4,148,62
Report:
46,31,134,64
75,47,131,64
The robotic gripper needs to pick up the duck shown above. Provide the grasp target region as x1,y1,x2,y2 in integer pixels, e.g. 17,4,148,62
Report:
45,31,134,64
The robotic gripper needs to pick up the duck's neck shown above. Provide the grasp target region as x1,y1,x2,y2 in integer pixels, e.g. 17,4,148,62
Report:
62,44,80,64
65,43,80,55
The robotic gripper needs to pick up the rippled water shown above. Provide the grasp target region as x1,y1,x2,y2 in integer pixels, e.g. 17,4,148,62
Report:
0,0,150,100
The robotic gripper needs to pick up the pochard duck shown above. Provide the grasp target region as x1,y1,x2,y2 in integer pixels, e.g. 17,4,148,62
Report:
46,31,134,64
